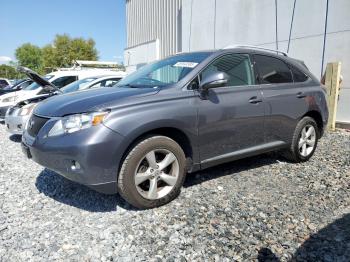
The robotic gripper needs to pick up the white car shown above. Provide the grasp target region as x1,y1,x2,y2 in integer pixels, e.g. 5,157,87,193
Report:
5,75,123,135
0,67,126,119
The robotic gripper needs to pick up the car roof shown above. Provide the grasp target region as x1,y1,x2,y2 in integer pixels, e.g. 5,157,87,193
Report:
177,46,310,75
89,75,123,80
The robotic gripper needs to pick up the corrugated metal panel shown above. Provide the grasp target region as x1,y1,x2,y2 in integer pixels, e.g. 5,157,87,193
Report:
126,0,182,59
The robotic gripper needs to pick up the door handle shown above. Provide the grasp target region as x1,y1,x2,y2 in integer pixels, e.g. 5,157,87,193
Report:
249,96,262,104
296,92,306,98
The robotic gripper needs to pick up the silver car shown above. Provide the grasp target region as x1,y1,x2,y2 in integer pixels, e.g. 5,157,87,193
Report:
5,102,37,135
5,75,122,135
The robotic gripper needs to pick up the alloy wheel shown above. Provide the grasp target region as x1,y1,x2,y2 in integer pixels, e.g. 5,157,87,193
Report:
298,124,316,157
134,149,179,200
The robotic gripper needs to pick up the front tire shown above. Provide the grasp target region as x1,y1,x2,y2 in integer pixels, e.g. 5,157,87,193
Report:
282,116,319,162
117,136,186,209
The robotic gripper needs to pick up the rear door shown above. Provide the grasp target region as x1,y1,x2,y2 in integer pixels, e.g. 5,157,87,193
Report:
197,53,265,165
253,54,309,144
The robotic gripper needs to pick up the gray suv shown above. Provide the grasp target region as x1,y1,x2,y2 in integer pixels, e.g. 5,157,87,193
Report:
21,46,328,209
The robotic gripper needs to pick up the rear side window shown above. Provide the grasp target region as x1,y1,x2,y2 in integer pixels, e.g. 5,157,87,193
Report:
254,55,293,84
200,54,254,87
290,65,309,82
52,76,78,88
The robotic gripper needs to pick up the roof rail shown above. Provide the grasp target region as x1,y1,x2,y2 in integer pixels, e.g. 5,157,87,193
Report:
223,45,288,57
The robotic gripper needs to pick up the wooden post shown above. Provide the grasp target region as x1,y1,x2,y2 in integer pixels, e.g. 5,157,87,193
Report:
325,62,341,131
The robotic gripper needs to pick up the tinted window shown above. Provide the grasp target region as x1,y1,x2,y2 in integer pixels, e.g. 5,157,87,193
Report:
290,65,308,82
254,55,293,84
52,76,78,88
200,54,254,87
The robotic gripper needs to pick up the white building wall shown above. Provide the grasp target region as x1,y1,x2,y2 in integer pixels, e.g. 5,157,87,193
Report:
181,0,350,122
125,0,350,122
125,0,182,71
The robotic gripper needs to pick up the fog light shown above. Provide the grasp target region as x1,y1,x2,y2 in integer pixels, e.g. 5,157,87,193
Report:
71,161,81,171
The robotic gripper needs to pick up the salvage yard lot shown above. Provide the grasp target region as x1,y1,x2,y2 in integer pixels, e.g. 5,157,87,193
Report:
0,124,349,261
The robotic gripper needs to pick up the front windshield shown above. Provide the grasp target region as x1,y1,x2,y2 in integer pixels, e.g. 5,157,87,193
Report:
24,75,55,91
116,52,212,88
61,77,97,93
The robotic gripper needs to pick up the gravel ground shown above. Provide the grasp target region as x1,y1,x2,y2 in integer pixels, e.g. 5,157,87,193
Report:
0,123,349,262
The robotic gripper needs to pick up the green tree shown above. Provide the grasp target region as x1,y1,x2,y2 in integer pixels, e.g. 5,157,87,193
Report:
15,43,43,73
41,44,57,72
0,65,19,79
42,34,98,71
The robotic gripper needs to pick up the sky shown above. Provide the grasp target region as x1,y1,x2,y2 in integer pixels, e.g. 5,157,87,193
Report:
0,0,126,63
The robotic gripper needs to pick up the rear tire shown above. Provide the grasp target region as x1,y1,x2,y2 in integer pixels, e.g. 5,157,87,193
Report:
282,116,319,163
117,136,186,209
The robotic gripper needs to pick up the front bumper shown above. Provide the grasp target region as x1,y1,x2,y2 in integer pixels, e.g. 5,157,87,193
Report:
22,119,127,194
5,114,29,135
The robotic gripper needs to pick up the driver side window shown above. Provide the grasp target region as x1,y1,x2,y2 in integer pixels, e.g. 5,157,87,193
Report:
200,54,254,87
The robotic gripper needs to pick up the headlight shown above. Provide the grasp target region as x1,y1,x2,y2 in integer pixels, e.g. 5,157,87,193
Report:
2,96,18,103
19,103,36,116
48,111,108,137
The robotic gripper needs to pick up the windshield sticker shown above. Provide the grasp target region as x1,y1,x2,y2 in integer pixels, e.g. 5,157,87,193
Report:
173,62,198,68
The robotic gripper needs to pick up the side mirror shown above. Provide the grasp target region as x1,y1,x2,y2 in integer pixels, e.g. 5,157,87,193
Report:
200,72,229,90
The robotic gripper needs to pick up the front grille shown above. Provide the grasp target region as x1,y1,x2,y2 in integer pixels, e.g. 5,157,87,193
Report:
27,114,50,137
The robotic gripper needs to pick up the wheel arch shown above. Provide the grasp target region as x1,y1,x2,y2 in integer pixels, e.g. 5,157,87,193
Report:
118,126,197,174
302,110,324,136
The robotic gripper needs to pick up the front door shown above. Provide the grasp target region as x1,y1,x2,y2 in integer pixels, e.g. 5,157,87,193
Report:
196,53,265,165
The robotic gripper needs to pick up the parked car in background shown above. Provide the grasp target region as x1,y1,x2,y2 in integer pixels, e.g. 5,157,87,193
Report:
0,67,126,119
0,78,11,89
5,75,123,135
0,79,34,96
60,75,122,93
21,46,328,209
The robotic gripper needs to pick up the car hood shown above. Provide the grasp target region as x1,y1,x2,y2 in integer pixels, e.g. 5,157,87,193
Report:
17,66,56,88
34,87,160,117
